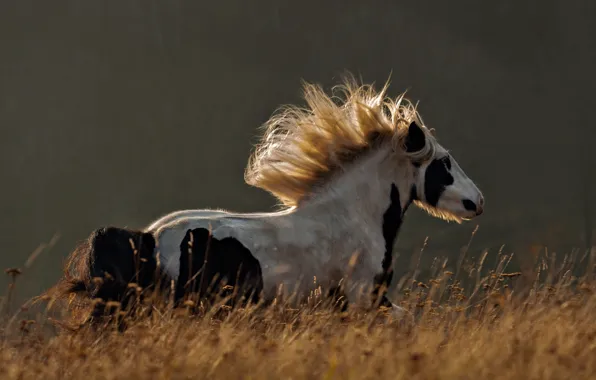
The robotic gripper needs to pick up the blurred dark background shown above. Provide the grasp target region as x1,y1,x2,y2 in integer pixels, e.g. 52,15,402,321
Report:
1,0,595,302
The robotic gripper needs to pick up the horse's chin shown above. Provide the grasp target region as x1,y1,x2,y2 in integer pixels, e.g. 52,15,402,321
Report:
454,212,478,222
413,201,464,224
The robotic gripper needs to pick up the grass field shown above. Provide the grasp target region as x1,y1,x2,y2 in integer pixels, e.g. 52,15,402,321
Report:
0,247,595,380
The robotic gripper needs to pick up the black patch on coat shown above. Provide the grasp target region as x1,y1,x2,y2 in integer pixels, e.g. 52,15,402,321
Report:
381,184,403,273
175,228,264,308
372,183,404,308
65,226,160,324
424,156,454,207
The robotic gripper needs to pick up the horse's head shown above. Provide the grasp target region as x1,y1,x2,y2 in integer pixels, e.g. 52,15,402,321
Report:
403,121,484,222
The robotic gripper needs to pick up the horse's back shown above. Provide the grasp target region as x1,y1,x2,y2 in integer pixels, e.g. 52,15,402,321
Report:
144,206,296,233
145,209,231,233
152,212,277,280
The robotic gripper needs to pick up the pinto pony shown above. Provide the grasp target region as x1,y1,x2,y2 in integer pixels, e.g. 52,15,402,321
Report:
47,75,484,324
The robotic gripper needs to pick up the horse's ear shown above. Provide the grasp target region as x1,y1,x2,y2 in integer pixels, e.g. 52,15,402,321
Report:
404,121,426,152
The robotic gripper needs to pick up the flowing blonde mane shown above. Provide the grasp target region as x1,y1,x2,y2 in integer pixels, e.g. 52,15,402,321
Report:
244,74,437,207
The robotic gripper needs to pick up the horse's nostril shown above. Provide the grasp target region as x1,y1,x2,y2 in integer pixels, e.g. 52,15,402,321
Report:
462,199,477,212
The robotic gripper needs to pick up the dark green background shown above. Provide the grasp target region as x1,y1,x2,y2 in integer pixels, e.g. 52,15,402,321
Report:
1,1,594,302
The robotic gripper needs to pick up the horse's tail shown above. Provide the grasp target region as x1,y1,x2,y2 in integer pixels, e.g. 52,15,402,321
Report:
29,235,95,326
36,226,161,329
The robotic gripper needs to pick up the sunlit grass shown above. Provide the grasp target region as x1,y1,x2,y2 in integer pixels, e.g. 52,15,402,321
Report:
1,241,595,380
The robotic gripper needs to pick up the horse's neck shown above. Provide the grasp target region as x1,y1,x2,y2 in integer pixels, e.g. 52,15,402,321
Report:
294,145,413,245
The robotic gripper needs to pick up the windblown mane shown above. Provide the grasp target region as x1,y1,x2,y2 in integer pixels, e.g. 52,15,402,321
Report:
244,74,437,207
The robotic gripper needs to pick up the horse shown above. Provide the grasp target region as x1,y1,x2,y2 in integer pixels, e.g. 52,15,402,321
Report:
47,74,484,324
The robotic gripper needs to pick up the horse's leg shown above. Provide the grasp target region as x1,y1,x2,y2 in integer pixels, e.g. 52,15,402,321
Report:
372,269,413,323
326,284,349,312
372,269,394,308
342,264,412,322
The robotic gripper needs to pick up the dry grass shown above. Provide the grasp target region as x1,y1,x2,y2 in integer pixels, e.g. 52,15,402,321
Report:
1,246,595,380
